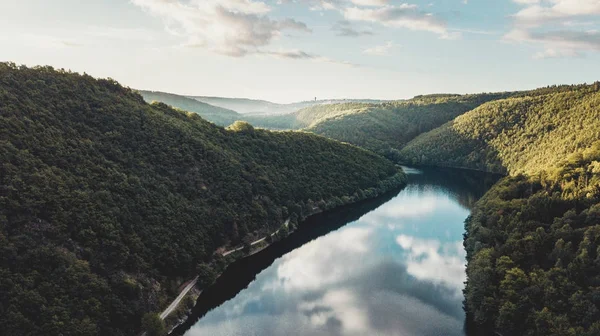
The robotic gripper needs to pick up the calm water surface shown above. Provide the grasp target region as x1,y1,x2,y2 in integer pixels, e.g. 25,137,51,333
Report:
177,167,499,336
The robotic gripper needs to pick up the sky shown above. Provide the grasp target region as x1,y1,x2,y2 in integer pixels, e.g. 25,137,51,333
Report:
1,0,599,103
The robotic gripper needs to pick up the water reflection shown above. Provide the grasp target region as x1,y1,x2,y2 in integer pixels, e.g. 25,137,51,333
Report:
176,167,500,336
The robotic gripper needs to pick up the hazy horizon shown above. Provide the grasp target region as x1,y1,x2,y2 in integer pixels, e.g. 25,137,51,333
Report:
137,79,596,104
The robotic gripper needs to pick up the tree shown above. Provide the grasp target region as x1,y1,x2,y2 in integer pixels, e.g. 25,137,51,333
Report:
0,63,406,335
141,313,166,336
196,263,217,288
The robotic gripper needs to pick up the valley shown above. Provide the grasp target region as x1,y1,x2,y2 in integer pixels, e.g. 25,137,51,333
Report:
138,82,600,336
4,1,600,335
2,63,599,336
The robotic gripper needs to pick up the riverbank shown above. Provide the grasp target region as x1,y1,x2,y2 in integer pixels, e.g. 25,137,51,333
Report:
146,171,407,335
168,165,501,336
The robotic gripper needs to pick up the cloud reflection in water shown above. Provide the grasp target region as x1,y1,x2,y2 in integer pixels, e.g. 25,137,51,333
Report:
186,170,477,336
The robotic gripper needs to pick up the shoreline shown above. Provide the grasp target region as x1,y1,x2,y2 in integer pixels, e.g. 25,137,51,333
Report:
397,162,507,176
166,183,407,335
150,171,407,334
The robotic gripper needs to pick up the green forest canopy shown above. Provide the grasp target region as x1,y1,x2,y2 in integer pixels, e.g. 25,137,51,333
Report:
145,90,521,157
398,84,600,174
148,88,595,162
3,60,600,336
0,63,405,336
304,94,515,157
464,143,600,336
391,83,600,335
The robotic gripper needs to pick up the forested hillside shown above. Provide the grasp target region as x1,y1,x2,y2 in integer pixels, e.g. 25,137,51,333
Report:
305,94,516,157
398,84,600,174
391,84,600,335
236,93,519,156
465,144,600,336
145,91,517,154
304,86,600,159
0,63,405,336
140,91,384,131
139,90,240,126
238,93,516,155
244,102,374,130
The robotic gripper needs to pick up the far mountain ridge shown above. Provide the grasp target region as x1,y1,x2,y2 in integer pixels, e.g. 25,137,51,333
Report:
188,95,389,115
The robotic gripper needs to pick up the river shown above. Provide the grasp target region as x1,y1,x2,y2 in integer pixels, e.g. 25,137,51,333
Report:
172,166,500,336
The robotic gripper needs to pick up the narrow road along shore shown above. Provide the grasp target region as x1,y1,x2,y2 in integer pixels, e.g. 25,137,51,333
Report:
155,218,290,330
160,276,199,320
222,219,289,257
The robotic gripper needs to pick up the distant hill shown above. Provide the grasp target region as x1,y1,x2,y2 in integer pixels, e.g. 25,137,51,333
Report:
284,87,600,161
390,83,600,336
189,95,387,115
138,91,241,126
241,102,376,130
140,91,388,130
0,63,405,336
147,92,521,156
304,94,516,158
398,84,600,174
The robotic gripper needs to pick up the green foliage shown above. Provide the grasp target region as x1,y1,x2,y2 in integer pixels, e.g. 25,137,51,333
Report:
195,264,217,288
0,63,405,335
189,95,386,116
463,144,600,335
144,90,525,152
226,120,255,132
145,84,600,163
141,313,166,336
306,94,518,157
393,82,600,335
239,94,517,154
143,92,386,131
399,84,600,174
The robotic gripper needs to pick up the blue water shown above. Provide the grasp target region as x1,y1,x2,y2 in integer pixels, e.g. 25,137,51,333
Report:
182,167,497,336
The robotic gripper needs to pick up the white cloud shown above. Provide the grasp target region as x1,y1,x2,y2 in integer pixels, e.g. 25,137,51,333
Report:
283,1,454,38
132,0,310,56
259,49,360,66
283,0,389,11
363,41,395,55
269,227,372,292
350,0,389,6
396,235,466,295
513,0,600,26
508,0,600,58
332,20,375,37
357,194,455,229
505,28,600,58
298,289,369,333
131,0,464,61
532,47,581,58
343,5,456,38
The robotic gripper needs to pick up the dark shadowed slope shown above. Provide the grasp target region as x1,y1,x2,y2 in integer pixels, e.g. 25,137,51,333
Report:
0,63,405,336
